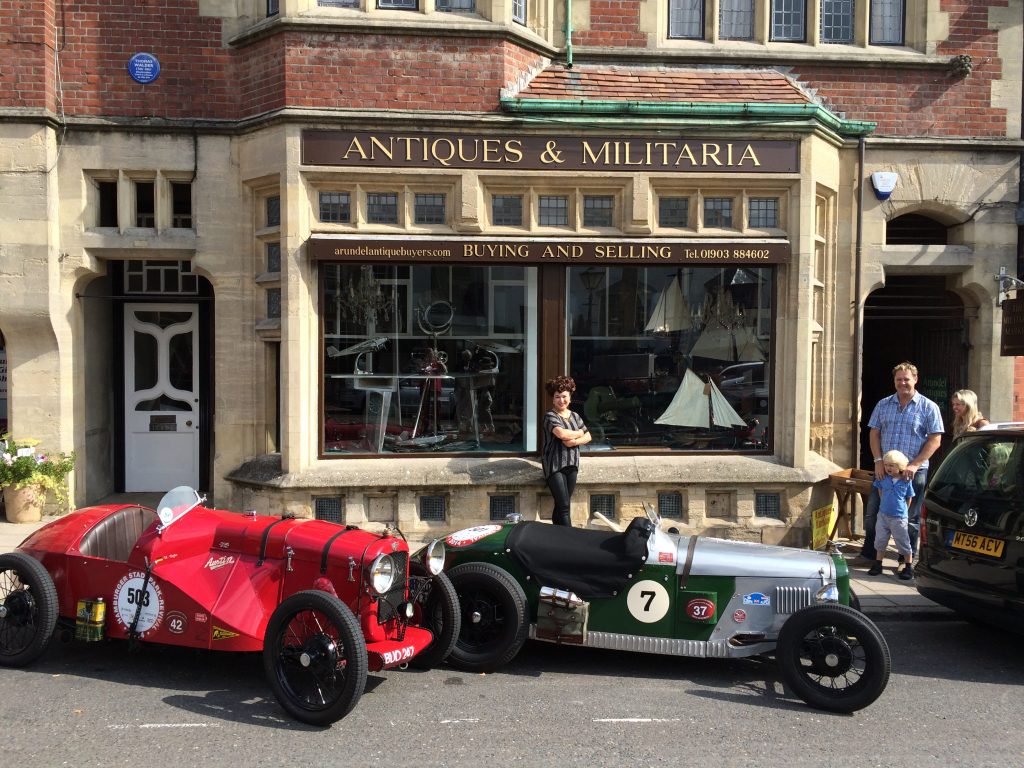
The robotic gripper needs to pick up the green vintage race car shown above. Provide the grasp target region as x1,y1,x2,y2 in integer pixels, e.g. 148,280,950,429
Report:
440,507,889,713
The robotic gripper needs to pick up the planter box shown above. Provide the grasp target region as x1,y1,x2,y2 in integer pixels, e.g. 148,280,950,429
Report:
829,468,873,495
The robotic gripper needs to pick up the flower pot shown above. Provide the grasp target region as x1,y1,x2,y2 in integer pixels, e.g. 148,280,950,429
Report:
3,484,46,524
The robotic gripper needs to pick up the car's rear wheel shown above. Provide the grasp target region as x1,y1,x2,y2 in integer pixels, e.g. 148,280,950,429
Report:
447,562,528,673
776,603,890,713
408,561,461,669
0,552,58,668
263,590,367,726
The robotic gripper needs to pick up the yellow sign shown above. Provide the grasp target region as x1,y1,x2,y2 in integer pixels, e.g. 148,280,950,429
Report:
811,501,838,551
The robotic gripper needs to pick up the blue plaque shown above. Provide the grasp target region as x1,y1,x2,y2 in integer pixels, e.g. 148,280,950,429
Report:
127,53,161,84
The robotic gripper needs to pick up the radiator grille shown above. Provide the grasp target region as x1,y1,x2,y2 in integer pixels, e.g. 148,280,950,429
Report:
774,585,813,614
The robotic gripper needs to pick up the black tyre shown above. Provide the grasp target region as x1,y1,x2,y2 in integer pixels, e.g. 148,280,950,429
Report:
447,562,528,673
0,552,58,668
848,589,862,613
263,590,368,726
408,562,461,669
776,603,890,713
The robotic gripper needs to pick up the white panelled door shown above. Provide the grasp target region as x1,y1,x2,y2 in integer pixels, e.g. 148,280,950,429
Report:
124,303,200,491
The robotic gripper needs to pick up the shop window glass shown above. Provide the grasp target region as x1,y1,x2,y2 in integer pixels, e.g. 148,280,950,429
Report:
320,192,350,223
821,0,854,43
749,198,779,229
659,197,689,228
538,195,568,227
322,263,534,455
720,0,754,39
669,0,704,39
568,264,771,452
437,0,474,9
319,0,358,6
378,0,416,7
771,0,805,41
870,0,903,44
492,195,523,226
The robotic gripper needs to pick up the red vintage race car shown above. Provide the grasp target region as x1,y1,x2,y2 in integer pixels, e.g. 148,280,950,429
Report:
0,486,460,725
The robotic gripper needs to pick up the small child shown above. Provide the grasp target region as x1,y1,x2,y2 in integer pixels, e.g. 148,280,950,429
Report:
869,449,916,580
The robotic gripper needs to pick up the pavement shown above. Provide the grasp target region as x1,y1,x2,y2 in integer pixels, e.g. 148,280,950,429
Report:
1,507,955,623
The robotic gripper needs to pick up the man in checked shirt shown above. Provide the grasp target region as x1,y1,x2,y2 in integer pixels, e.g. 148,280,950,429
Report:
856,361,944,569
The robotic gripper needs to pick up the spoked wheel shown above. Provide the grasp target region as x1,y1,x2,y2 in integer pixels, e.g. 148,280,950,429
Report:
408,562,461,669
776,604,890,713
263,590,367,726
0,552,58,668
447,562,528,673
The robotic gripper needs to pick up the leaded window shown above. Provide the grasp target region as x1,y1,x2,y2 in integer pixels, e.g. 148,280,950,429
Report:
749,198,779,229
492,195,524,226
367,192,399,224
319,192,351,223
870,0,904,44
720,0,754,40
583,196,614,228
704,197,734,228
668,0,704,39
414,193,446,225
538,195,569,227
771,0,805,41
659,197,690,228
821,0,854,43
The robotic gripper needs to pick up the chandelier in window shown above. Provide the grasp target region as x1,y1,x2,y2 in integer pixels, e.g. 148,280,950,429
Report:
337,265,395,327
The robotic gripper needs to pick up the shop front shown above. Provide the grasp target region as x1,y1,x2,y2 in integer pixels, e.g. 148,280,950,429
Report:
227,121,854,543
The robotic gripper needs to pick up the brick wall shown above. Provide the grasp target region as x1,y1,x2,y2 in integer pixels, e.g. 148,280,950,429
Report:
0,0,1011,135
573,0,647,48
0,0,54,110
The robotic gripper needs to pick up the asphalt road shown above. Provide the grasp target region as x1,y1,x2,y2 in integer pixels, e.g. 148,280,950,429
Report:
2,619,1022,768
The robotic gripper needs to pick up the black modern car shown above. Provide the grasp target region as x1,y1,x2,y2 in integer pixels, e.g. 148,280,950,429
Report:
916,426,1024,633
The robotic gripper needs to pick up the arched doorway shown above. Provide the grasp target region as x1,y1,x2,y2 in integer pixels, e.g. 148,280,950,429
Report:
860,276,966,469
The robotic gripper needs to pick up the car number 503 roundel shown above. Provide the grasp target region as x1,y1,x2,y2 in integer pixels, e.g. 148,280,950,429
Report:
626,580,670,624
113,571,165,636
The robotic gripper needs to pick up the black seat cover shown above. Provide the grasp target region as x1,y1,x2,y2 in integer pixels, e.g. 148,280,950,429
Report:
505,517,653,599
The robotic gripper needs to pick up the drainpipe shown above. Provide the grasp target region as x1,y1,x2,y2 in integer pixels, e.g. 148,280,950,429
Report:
564,0,573,69
853,135,866,469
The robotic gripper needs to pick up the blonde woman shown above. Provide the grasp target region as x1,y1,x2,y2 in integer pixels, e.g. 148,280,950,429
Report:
951,389,989,438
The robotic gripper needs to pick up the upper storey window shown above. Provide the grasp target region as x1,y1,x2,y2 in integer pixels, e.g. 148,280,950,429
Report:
771,0,806,41
670,0,906,47
820,0,853,44
870,0,904,44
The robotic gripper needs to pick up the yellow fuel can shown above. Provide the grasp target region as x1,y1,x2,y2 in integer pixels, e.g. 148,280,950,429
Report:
74,597,106,642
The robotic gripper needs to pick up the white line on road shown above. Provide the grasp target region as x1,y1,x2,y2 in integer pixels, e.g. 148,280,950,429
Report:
108,723,222,729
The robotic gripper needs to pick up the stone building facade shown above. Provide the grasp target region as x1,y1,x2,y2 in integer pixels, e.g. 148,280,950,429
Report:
1,0,1021,544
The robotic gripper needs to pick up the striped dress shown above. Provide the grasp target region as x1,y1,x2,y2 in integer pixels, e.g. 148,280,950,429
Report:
542,409,588,478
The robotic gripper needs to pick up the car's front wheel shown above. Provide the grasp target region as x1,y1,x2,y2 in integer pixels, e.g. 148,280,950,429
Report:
408,561,461,669
0,552,58,668
776,603,890,713
447,562,528,673
263,590,368,726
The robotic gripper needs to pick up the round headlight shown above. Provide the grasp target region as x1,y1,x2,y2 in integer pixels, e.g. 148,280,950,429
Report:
815,583,839,603
422,538,446,576
367,554,396,596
